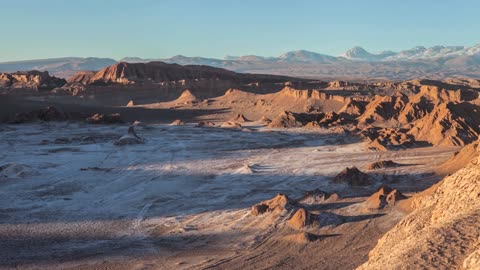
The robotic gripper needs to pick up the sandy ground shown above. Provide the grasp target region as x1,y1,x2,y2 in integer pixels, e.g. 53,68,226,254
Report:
0,122,458,269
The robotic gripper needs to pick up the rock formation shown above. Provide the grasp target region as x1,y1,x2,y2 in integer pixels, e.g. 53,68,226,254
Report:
333,166,372,186
195,121,216,127
0,70,66,91
366,160,400,170
220,121,242,128
229,113,250,123
359,139,480,269
170,119,185,126
298,189,340,204
174,89,198,104
268,111,347,129
287,208,312,229
364,186,406,210
8,106,67,124
251,194,292,216
437,140,480,175
86,113,123,124
64,61,297,99
260,116,272,124
114,126,144,146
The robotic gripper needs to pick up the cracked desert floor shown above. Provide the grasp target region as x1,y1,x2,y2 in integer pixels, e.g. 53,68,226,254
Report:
0,122,458,270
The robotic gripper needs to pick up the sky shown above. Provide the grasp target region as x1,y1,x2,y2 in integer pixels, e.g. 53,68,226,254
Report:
1,0,479,62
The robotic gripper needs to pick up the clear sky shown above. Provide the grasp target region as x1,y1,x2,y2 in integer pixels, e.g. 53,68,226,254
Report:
1,0,479,61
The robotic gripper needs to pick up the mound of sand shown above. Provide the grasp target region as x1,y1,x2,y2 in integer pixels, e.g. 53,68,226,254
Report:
220,121,242,129
170,119,185,126
195,121,215,128
9,106,67,124
364,186,406,210
333,166,372,186
251,194,292,216
86,113,123,124
114,126,144,146
359,139,480,269
229,113,250,123
287,208,312,229
366,160,400,170
175,89,198,104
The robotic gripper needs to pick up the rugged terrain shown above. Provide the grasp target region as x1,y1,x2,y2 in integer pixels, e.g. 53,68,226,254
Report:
0,122,458,270
360,139,480,269
1,60,479,269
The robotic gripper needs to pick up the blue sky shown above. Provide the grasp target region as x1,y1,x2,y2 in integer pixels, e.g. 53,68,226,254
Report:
1,0,479,61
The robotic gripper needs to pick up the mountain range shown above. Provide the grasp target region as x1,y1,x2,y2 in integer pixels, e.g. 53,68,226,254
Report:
1,44,480,80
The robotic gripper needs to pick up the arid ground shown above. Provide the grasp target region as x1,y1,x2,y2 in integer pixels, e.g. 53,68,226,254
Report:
0,121,458,270
1,61,480,270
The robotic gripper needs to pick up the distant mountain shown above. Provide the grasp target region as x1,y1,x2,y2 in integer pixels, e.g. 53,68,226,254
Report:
120,55,227,67
0,57,117,78
341,44,480,61
277,50,338,63
2,44,480,80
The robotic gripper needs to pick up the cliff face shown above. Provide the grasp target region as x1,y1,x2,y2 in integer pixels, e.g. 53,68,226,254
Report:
0,70,66,91
78,61,294,85
358,140,480,270
61,61,298,98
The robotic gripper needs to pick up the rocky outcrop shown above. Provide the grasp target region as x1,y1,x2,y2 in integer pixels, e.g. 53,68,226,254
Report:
229,113,250,123
0,70,66,91
72,61,294,86
170,119,185,126
298,189,340,204
364,186,406,210
114,126,144,146
366,160,400,170
66,71,96,84
86,113,123,124
359,139,480,269
361,127,416,151
174,89,198,104
8,106,67,124
354,82,480,148
333,167,372,186
287,208,312,229
259,116,272,124
268,111,304,128
268,111,348,128
220,121,242,129
195,121,216,127
251,194,292,216
437,140,480,175
407,102,480,146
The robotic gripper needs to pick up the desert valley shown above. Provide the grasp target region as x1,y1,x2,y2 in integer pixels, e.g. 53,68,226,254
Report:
0,58,479,270
2,1,480,269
